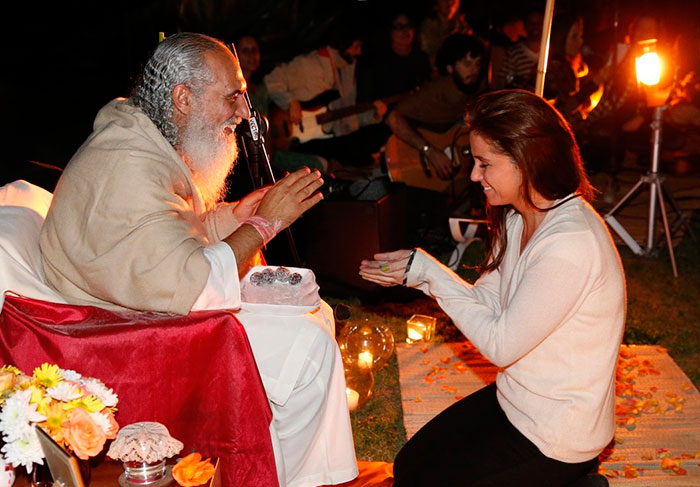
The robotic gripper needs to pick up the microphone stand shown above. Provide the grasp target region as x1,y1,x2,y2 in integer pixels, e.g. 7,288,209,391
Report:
230,42,302,267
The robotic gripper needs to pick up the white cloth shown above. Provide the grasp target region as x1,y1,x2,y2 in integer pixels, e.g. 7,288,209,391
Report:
193,244,358,487
0,180,358,487
406,196,626,463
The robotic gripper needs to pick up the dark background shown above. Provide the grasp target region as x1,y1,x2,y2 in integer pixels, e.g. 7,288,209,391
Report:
4,0,698,190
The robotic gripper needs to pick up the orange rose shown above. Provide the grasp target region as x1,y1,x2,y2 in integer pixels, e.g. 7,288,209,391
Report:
0,371,15,394
63,408,107,460
172,453,216,487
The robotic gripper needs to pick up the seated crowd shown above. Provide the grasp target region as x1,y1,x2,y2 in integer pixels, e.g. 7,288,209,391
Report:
249,1,698,207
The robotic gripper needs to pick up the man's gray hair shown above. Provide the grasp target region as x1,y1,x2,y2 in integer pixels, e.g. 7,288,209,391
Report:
131,33,228,145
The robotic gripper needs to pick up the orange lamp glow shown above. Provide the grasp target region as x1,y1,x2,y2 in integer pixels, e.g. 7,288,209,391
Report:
635,39,661,86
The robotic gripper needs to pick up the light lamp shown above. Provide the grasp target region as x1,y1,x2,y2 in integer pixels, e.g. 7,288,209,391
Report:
635,39,661,86
604,37,688,278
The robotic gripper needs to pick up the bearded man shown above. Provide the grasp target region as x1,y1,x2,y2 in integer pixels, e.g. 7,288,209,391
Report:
39,33,357,487
386,33,486,180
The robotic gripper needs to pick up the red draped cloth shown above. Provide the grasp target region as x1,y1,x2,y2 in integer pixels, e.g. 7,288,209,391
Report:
0,294,278,487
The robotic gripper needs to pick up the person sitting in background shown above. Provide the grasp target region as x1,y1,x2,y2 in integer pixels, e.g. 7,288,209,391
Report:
420,0,472,73
385,34,486,181
492,8,544,91
360,89,625,487
264,18,387,172
357,9,432,103
39,32,357,487
542,11,600,123
236,34,270,118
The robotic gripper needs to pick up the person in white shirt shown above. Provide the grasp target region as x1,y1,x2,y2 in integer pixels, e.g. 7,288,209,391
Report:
360,89,625,486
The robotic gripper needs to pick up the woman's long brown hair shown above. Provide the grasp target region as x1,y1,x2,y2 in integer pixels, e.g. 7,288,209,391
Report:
466,89,594,273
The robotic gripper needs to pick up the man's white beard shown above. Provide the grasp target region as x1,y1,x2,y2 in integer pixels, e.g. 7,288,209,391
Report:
179,112,239,210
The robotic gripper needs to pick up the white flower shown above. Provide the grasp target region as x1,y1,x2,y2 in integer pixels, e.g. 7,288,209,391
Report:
83,379,118,407
46,382,82,402
1,429,45,473
0,390,46,442
60,369,82,382
89,411,111,434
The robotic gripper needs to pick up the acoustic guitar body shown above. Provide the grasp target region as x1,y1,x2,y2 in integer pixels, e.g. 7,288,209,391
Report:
384,125,472,193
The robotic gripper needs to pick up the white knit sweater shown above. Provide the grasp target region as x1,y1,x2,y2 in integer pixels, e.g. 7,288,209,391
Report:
407,196,626,462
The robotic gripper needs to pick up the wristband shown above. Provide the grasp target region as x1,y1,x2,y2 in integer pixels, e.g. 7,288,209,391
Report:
244,215,281,246
403,248,417,286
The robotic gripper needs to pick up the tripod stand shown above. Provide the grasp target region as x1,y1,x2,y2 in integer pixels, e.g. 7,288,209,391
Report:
603,104,689,277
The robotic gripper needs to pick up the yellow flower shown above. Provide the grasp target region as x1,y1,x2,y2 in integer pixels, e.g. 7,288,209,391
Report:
65,395,105,413
0,365,22,375
33,363,63,388
41,402,69,444
30,386,52,414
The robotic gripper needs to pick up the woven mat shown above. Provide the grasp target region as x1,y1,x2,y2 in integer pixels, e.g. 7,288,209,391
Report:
396,342,700,486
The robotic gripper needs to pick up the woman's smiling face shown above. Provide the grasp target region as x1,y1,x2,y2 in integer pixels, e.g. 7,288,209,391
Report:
469,131,524,209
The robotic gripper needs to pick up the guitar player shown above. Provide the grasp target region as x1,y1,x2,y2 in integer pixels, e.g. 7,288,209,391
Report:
385,33,486,182
263,15,388,171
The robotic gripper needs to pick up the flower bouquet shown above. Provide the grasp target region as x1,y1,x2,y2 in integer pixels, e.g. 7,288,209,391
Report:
0,363,119,474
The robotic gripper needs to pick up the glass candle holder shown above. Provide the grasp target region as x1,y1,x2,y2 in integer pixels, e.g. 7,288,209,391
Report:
343,365,374,412
338,320,395,371
406,314,436,343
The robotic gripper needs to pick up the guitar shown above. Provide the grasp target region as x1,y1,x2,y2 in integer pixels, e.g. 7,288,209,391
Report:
384,125,472,193
268,94,404,151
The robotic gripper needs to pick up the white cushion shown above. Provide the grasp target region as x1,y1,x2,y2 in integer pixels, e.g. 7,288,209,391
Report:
0,180,66,311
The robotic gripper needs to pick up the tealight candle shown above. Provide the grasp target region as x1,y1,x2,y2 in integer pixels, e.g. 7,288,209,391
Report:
346,387,360,412
357,350,373,369
406,314,436,343
407,326,424,342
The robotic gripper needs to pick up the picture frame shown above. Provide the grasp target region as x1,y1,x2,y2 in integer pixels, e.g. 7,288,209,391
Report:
34,426,85,487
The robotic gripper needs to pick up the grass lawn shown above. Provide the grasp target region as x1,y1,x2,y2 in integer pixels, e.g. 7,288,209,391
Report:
324,209,700,462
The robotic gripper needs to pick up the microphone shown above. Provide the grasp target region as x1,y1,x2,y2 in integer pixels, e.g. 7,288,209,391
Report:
247,111,269,141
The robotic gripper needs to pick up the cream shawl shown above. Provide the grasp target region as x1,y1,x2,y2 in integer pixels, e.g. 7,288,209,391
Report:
40,99,240,315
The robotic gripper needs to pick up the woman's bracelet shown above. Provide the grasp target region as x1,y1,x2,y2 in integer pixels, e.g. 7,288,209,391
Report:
403,248,417,286
244,215,281,246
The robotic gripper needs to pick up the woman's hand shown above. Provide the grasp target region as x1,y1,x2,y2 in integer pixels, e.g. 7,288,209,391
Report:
359,249,413,287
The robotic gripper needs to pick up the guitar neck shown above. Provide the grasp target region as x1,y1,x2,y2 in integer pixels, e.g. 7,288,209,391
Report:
314,93,404,125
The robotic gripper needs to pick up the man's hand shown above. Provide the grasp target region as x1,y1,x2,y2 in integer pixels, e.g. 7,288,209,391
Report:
289,99,303,125
232,187,269,223
425,147,458,180
255,167,324,230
